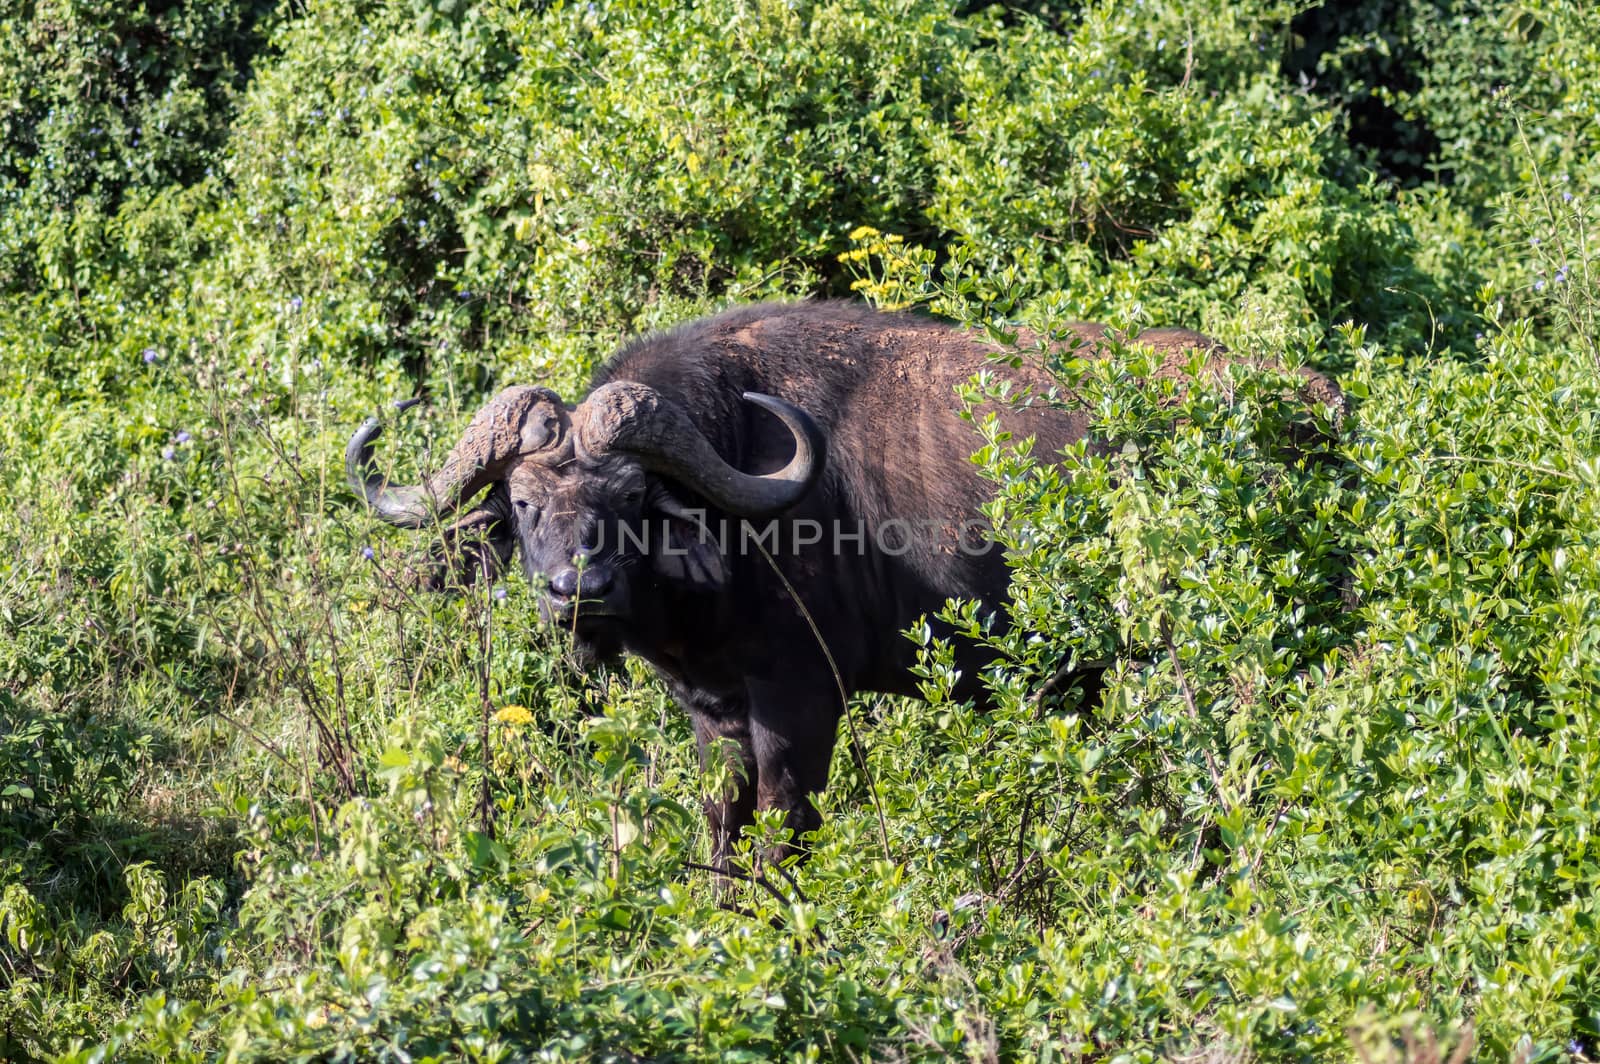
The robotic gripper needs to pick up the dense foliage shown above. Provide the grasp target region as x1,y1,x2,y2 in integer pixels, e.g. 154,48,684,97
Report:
2,0,1598,1059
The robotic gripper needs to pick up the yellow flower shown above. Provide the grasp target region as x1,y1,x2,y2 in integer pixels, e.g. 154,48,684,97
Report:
494,705,534,726
306,1002,344,1030
848,224,881,242
443,755,468,772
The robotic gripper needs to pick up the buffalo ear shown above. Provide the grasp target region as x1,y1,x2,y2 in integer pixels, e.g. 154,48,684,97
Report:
411,490,516,592
647,484,728,592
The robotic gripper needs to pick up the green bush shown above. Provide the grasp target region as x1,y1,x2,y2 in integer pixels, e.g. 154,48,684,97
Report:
0,0,278,292
1288,0,1600,204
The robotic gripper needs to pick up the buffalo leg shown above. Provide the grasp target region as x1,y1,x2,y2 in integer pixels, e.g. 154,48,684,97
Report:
747,678,841,862
689,706,757,874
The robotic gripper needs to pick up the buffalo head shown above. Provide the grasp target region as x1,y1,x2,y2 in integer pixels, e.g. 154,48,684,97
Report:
347,381,825,659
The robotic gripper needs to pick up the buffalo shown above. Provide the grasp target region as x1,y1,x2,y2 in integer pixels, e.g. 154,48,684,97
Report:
347,301,1343,868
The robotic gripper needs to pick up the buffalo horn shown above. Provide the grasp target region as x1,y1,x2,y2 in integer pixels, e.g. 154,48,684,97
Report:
576,381,824,518
347,386,569,527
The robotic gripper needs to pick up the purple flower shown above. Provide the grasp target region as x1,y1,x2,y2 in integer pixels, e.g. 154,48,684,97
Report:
1555,266,1568,284
161,446,176,461
288,296,303,313
1531,237,1541,246
175,430,192,444
493,586,507,601
142,348,159,364
361,546,375,561
1564,191,1575,203
1534,279,1546,291
1475,331,1484,340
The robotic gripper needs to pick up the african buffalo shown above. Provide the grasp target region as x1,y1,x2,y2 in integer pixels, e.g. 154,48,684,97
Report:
347,301,1343,868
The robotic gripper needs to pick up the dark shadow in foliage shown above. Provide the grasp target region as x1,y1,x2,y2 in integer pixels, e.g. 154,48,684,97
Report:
1286,0,1554,206
953,0,1085,32
0,0,283,291
1285,0,1443,186
0,695,239,924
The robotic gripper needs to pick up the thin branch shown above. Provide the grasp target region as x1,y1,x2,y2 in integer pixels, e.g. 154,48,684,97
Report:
1423,452,1582,483
747,533,893,864
682,859,826,946
1161,619,1225,800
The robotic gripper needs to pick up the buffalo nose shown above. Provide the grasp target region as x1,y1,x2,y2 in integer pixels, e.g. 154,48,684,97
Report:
549,565,613,601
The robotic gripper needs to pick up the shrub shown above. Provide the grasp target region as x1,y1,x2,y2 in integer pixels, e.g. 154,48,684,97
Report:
0,0,278,293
